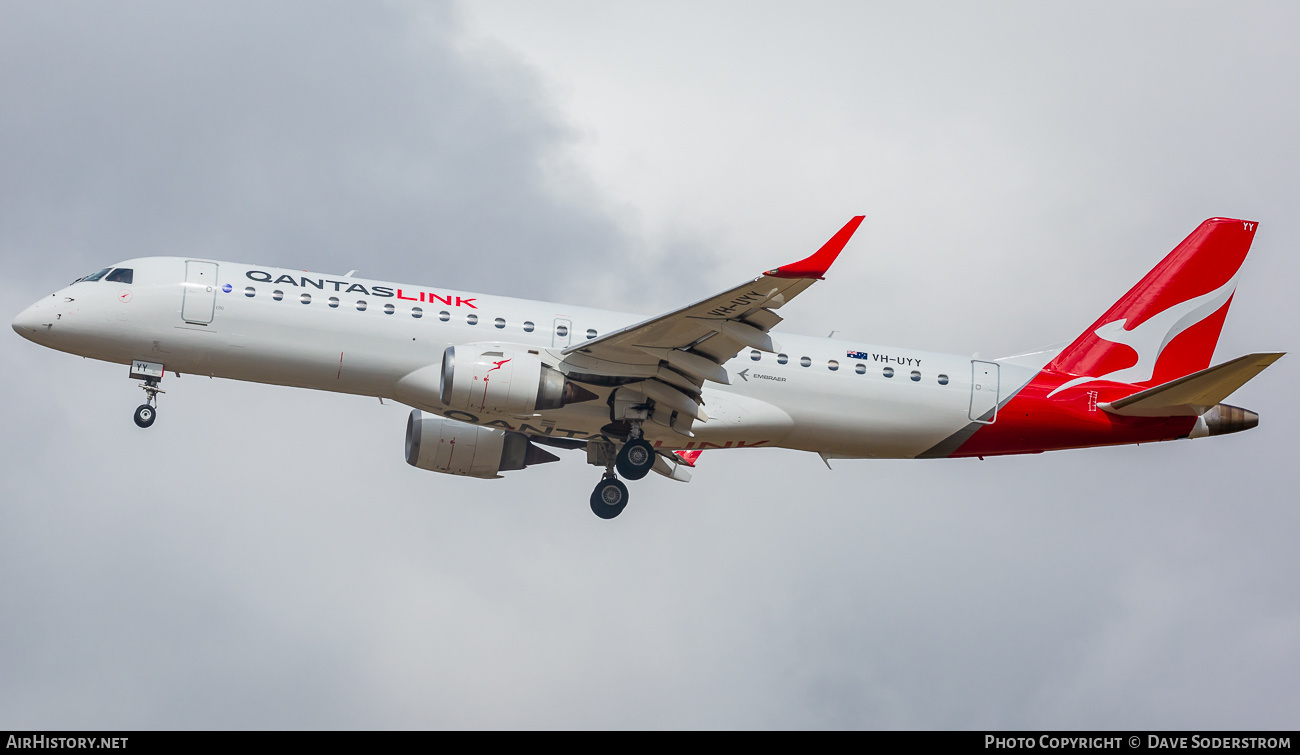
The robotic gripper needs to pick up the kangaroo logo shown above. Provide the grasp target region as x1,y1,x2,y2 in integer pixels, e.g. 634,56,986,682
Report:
1048,272,1240,397
477,358,512,411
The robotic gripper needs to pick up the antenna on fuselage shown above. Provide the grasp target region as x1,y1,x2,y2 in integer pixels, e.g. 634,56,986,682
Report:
344,270,357,278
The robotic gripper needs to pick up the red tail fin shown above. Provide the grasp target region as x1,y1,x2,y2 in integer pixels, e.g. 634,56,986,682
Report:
1047,218,1257,394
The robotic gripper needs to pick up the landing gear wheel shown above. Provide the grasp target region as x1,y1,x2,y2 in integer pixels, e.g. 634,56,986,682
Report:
616,439,655,481
134,375,164,429
133,404,156,428
590,478,629,519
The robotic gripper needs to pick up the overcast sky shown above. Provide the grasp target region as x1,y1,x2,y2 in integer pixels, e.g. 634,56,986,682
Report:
2,1,1296,730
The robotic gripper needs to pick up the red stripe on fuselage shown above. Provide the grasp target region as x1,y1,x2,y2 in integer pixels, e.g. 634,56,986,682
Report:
949,370,1198,458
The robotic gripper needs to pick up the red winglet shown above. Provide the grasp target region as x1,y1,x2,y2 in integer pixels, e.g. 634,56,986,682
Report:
767,216,865,279
673,450,702,467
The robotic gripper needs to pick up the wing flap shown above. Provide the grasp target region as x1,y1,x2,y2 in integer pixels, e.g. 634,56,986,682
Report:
652,452,693,482
617,379,708,421
637,346,732,385
687,318,780,352
1100,352,1284,417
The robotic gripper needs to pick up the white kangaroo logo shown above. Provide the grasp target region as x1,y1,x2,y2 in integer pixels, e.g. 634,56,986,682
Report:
1048,271,1240,397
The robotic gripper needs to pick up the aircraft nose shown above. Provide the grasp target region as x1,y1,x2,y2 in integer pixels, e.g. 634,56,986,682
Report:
12,300,45,340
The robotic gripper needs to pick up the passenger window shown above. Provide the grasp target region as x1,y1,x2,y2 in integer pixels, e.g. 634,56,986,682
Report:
467,314,478,325
383,303,395,315
750,350,761,361
273,290,284,301
855,363,866,374
328,297,339,308
356,300,367,311
495,318,506,329
439,311,450,322
244,287,256,298
800,356,811,367
586,328,597,339
937,374,950,385
883,367,894,378
412,307,423,319
300,293,311,304
556,324,568,337
105,268,134,284
910,370,921,381
828,360,839,371
523,321,535,332
777,353,788,365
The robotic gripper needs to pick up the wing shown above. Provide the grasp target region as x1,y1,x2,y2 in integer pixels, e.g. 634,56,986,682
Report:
560,216,864,435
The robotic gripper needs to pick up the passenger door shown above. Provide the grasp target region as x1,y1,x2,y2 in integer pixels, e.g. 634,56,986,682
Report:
181,260,218,325
969,360,1000,423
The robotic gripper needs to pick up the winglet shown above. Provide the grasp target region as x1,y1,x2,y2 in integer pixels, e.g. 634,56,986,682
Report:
767,216,865,279
673,449,702,467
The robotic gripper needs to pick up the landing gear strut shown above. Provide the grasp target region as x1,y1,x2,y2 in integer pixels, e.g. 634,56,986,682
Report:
134,376,163,429
587,422,655,519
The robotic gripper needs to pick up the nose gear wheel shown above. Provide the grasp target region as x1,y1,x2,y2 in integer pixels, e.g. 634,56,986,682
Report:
133,404,156,428
134,376,164,429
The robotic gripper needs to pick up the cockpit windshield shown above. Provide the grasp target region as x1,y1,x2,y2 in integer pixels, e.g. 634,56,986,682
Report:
72,267,134,284
75,268,111,284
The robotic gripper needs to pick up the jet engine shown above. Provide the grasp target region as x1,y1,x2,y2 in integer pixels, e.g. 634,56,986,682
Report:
439,345,595,415
405,410,559,479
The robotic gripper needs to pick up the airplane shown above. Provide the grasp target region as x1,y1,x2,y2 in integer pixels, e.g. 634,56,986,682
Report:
11,216,1283,519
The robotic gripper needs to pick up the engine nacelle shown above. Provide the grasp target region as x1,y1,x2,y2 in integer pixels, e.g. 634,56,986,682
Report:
440,344,589,416
405,410,558,479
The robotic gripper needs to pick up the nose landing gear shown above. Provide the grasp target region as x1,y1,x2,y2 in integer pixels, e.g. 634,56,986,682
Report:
133,402,156,428
133,375,164,429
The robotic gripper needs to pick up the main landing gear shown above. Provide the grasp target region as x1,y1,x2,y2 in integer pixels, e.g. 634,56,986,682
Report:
133,376,164,429
587,425,656,519
616,438,655,480
590,474,629,520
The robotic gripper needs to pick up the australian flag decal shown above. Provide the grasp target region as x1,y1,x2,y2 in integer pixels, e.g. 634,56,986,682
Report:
846,350,870,360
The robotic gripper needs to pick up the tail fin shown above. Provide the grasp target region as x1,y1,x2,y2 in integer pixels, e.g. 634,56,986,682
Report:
1047,218,1258,394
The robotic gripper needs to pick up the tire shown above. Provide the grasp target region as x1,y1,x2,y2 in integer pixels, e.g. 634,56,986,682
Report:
616,439,655,481
590,478,629,519
133,404,156,428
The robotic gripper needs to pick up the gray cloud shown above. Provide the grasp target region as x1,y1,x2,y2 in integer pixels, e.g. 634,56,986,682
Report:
0,1,628,301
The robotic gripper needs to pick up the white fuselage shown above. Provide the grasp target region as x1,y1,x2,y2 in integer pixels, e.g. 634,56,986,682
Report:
13,257,1027,458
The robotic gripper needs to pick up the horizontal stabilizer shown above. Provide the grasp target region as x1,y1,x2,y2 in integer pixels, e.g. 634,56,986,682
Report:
1100,352,1284,417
